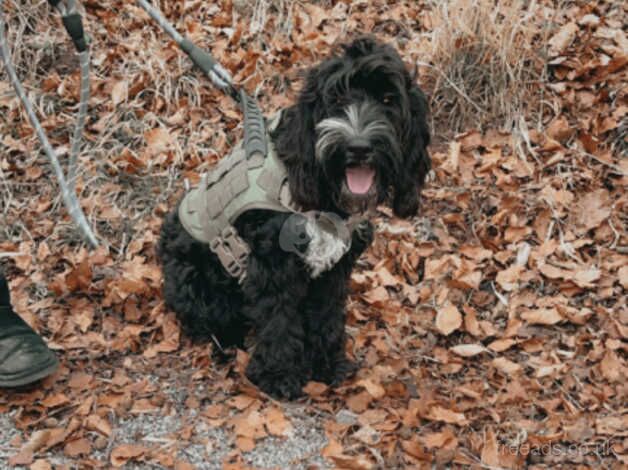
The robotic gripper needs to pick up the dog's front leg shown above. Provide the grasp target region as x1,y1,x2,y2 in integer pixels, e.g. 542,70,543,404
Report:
306,220,374,385
241,247,311,399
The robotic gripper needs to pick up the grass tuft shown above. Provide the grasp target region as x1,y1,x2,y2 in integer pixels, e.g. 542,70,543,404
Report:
422,0,554,136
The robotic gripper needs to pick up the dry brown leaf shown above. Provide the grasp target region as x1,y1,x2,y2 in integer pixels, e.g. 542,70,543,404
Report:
356,378,386,399
574,189,611,232
435,302,463,336
420,428,458,449
599,350,624,383
303,381,328,397
450,344,488,357
547,116,572,143
10,430,51,466
362,285,389,306
85,415,112,437
174,460,195,470
321,438,343,458
496,264,523,292
352,425,380,446
572,265,601,288
401,438,432,460
111,80,128,105
235,437,255,452
424,405,468,426
488,338,517,352
548,22,579,56
492,357,522,375
63,438,91,457
346,391,373,413
265,408,293,437
596,415,628,436
521,308,564,325
459,245,493,262
110,444,148,467
144,128,174,156
330,455,374,470
29,460,52,470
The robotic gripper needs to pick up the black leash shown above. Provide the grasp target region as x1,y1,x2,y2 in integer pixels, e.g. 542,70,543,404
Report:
136,0,268,160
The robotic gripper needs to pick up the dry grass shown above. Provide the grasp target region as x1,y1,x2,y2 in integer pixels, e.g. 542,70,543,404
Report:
234,0,297,36
422,0,555,136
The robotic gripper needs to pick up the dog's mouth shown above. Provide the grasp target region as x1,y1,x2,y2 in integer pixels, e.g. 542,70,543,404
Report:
337,165,378,215
345,166,375,195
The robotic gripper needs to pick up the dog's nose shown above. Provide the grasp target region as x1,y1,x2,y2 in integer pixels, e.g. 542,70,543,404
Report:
346,138,372,162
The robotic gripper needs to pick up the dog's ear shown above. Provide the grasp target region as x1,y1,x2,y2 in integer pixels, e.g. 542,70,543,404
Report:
393,83,431,218
271,71,324,209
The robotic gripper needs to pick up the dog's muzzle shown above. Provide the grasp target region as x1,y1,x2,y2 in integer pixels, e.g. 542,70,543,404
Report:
315,101,397,214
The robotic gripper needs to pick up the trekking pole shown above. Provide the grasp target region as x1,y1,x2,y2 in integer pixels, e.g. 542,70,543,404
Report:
0,0,97,247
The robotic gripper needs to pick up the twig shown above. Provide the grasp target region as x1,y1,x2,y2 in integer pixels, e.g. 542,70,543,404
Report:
0,0,99,247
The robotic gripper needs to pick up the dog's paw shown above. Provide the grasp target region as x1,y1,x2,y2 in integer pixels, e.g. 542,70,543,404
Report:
250,372,305,400
314,357,358,386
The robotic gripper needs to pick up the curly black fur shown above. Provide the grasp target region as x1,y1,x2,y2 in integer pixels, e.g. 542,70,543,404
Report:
158,36,430,399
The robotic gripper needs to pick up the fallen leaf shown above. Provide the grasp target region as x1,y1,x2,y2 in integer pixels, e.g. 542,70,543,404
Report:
420,428,458,449
29,460,52,470
492,357,522,375
265,407,293,437
235,436,255,452
435,302,463,336
64,438,91,457
424,405,468,426
599,350,624,383
521,308,564,325
450,344,488,357
111,80,128,105
481,427,500,466
548,22,579,56
496,264,523,292
111,444,148,467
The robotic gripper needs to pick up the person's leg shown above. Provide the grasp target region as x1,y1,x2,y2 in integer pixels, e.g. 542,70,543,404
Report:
0,272,58,387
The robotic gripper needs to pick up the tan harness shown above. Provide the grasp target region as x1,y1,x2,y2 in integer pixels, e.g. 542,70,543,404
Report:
178,114,298,281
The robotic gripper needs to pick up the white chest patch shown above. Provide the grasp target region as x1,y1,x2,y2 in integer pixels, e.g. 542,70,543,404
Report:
303,217,351,278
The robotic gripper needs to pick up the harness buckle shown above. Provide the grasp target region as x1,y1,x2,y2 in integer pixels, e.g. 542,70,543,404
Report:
209,226,250,282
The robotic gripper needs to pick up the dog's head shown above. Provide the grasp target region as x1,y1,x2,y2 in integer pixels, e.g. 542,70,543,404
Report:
272,36,431,218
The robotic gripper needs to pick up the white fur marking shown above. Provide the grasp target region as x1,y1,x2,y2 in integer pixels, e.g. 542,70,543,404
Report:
303,217,350,278
315,102,391,161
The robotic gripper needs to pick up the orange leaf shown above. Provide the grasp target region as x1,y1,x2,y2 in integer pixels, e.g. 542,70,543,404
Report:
64,438,91,457
521,308,563,325
435,302,462,336
110,444,148,467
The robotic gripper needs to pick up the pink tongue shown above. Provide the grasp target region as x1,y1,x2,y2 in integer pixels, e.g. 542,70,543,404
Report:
346,167,375,194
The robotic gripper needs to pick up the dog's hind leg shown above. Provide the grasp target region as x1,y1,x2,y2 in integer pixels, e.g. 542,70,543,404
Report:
159,209,247,349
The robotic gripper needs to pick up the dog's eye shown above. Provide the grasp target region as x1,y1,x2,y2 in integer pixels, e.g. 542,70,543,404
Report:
382,94,394,105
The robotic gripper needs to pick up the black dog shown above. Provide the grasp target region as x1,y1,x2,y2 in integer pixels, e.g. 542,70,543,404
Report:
158,36,430,399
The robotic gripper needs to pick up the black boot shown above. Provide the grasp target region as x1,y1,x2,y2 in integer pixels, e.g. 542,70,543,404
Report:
0,273,58,387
